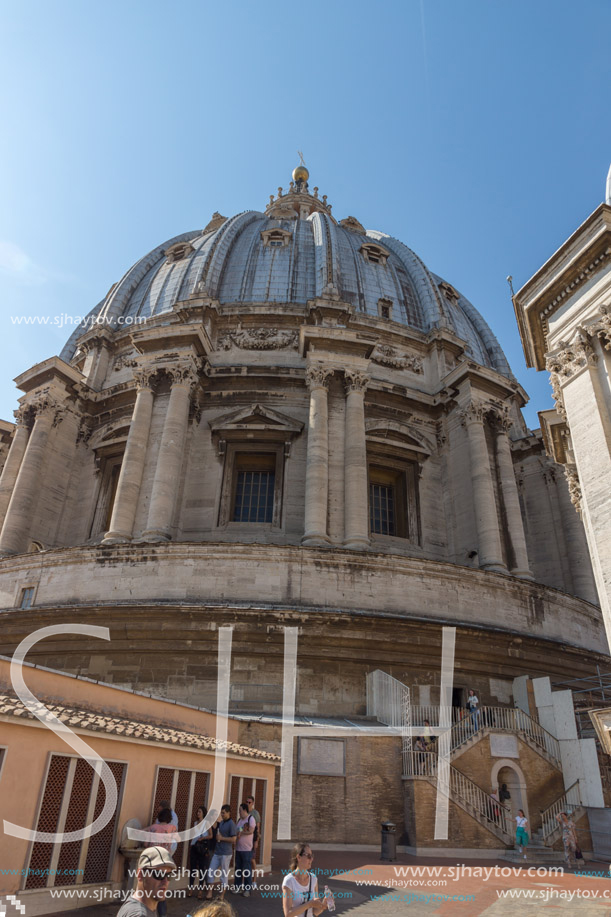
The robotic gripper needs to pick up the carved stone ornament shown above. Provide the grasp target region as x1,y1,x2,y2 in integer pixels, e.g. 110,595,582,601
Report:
459,402,486,426
344,371,370,394
491,407,513,434
591,303,611,351
306,366,334,390
114,355,138,372
371,344,423,373
25,391,65,426
77,418,94,444
167,363,200,390
218,327,298,351
133,367,156,390
546,330,598,381
564,463,582,517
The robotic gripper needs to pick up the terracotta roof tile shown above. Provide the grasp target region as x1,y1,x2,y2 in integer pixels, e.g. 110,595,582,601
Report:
0,693,279,762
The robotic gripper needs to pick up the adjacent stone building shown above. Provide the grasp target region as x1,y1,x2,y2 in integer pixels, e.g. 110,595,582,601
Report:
0,162,607,858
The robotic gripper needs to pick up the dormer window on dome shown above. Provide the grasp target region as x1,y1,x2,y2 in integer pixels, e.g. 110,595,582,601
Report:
261,228,292,248
360,242,389,266
440,281,460,306
164,242,195,263
378,298,393,320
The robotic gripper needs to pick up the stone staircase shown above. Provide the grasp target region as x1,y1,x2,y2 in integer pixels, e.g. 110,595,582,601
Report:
407,755,513,845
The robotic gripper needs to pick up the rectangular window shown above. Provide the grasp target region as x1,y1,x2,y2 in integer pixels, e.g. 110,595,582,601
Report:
24,754,126,889
369,482,396,535
368,462,420,543
19,586,35,609
232,454,276,523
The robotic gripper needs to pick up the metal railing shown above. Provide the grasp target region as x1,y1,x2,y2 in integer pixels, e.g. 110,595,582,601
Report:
409,705,462,727
367,670,410,729
540,781,582,841
403,751,511,838
443,706,561,765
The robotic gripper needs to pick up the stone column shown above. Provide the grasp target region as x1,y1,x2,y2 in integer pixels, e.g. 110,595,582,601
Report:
142,364,198,542
460,403,506,573
0,411,30,529
494,413,533,579
547,328,611,642
0,397,61,556
302,366,333,545
102,370,155,544
343,371,370,549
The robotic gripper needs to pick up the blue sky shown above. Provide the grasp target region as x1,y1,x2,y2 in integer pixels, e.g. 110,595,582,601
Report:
0,0,610,427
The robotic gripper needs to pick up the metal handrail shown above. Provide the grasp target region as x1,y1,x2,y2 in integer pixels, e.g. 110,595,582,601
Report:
540,781,582,841
403,751,511,838
443,706,561,764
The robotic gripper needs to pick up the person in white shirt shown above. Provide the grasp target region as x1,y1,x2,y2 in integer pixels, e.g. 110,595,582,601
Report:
515,810,529,859
282,843,330,916
467,689,480,731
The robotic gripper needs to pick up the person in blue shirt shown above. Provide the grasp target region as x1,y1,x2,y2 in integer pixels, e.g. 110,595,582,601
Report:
206,805,238,901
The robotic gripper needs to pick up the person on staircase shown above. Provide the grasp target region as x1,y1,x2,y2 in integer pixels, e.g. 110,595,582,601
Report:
467,689,480,731
515,810,529,859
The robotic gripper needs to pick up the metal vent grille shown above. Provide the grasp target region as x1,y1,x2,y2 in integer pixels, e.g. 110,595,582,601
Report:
173,770,192,869
25,755,71,889
25,754,125,890
83,760,126,883
56,758,94,884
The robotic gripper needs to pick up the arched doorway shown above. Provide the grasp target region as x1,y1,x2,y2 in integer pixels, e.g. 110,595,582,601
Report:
491,759,529,828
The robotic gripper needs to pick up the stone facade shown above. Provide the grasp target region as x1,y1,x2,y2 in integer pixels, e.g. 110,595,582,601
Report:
514,199,611,644
0,166,607,851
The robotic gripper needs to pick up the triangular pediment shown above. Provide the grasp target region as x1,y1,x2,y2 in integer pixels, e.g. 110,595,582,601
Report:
209,403,303,435
365,419,432,455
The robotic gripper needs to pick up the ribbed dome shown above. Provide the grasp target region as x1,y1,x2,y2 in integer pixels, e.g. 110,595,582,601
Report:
61,206,512,378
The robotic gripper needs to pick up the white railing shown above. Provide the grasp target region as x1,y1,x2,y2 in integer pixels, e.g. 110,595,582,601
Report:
403,752,511,838
366,670,410,728
443,706,560,764
410,705,463,727
541,781,582,841
449,766,512,839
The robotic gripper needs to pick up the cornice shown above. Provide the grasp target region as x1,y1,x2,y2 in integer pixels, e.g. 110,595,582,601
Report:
514,203,611,369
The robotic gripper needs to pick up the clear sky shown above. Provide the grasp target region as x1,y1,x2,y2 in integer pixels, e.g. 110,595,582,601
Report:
0,0,610,428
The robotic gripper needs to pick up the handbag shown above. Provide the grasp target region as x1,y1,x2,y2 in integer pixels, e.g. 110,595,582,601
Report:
574,846,584,861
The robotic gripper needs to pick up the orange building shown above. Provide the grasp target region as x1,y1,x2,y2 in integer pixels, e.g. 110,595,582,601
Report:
0,657,279,915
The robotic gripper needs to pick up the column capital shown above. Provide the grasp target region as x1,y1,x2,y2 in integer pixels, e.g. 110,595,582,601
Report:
305,365,334,391
133,367,157,391
459,402,486,427
490,408,513,435
590,303,611,351
23,391,68,427
344,370,370,395
166,359,203,391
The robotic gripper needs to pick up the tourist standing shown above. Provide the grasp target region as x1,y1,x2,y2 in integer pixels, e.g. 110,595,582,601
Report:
556,811,578,867
282,843,330,916
234,802,256,896
141,810,179,917
515,809,529,859
467,689,480,731
207,805,238,901
246,794,261,888
189,805,212,900
116,846,174,915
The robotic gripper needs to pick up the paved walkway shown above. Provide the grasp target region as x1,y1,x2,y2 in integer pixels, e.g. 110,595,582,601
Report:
32,849,611,917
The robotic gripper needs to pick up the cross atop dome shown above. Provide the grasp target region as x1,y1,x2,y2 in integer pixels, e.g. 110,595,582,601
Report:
265,155,334,221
